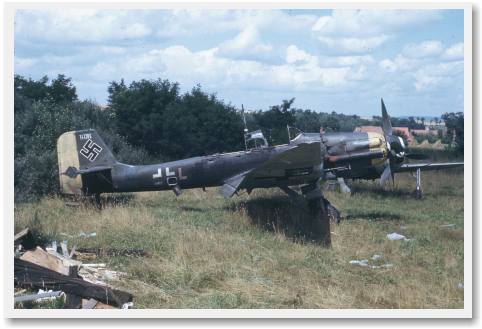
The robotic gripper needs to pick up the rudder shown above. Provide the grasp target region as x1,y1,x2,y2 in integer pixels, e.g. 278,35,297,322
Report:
57,129,116,195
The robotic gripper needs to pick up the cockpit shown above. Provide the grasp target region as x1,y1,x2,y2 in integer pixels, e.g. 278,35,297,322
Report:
245,130,268,149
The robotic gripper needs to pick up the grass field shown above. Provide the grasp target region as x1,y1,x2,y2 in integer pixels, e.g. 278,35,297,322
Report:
14,168,464,309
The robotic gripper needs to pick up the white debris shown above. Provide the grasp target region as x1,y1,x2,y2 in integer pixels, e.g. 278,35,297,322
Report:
457,283,464,289
36,289,63,301
350,255,393,269
79,265,126,286
79,232,97,238
387,232,410,241
61,232,97,238
370,264,393,269
82,263,106,268
371,254,382,261
440,224,456,229
122,302,134,309
15,290,64,303
46,241,57,253
349,259,369,267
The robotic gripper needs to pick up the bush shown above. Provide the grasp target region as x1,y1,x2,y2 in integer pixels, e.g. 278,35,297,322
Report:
14,76,152,202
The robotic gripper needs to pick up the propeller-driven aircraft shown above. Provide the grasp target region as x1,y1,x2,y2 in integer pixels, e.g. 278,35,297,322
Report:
305,100,463,197
57,99,463,244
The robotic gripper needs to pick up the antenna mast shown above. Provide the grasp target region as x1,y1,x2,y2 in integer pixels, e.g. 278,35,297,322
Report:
242,104,248,151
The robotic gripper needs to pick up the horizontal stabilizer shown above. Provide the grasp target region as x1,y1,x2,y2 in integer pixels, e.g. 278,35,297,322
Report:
61,165,113,179
395,162,463,173
219,171,251,198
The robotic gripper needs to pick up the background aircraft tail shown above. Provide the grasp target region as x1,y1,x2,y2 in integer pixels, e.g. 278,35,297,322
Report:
57,129,116,195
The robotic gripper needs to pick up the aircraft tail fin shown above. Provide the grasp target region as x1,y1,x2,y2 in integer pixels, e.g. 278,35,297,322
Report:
57,129,116,195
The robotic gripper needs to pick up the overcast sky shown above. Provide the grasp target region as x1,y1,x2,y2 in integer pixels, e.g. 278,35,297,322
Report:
14,9,464,116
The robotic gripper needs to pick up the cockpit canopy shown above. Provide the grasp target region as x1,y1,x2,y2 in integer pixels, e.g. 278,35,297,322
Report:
245,130,268,149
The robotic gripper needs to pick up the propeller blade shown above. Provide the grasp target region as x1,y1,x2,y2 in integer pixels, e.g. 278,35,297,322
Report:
381,98,392,136
380,162,392,186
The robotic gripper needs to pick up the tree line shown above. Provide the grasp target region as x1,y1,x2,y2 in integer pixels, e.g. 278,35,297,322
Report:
14,74,464,202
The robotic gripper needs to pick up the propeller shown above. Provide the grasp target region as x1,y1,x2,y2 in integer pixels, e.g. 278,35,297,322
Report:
379,98,406,187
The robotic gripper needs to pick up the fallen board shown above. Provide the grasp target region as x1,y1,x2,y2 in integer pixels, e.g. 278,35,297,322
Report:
14,258,132,308
20,247,81,276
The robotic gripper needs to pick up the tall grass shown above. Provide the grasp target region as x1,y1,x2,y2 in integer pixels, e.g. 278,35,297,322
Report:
14,169,464,309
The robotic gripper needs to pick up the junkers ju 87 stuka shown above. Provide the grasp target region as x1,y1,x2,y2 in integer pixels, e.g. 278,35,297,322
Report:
57,99,463,246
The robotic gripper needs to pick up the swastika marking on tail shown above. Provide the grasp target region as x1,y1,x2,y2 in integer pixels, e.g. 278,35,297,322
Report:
80,139,102,162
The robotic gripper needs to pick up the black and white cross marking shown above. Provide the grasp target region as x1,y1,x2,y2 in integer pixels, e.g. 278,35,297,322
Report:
80,139,102,162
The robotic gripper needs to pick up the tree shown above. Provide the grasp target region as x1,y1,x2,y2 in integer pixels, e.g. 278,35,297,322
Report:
294,109,322,133
107,79,180,156
160,86,244,158
252,98,296,145
322,112,341,132
14,75,151,202
49,74,78,103
14,74,77,105
442,112,464,153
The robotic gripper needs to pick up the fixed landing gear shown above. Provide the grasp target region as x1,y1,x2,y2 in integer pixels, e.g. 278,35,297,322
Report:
413,168,423,199
93,193,102,209
280,180,335,247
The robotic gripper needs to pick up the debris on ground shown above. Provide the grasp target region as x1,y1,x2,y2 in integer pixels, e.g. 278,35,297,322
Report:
349,259,369,267
350,254,393,269
386,232,411,241
440,224,456,229
14,290,64,303
13,227,133,309
457,283,464,289
61,231,97,239
74,247,151,258
370,263,393,269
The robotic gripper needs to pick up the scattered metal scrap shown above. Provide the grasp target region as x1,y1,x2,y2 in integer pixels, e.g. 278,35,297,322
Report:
13,227,134,309
74,247,151,258
386,232,411,241
14,290,64,303
349,254,393,269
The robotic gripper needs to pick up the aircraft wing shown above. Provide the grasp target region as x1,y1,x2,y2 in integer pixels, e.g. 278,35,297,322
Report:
219,142,322,198
248,142,322,179
395,162,463,173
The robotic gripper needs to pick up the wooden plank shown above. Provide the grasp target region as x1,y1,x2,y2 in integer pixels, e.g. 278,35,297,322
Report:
82,298,98,309
94,302,116,309
14,228,30,242
15,258,132,307
20,247,80,276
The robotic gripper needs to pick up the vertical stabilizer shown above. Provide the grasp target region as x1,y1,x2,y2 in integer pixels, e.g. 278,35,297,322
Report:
57,129,116,195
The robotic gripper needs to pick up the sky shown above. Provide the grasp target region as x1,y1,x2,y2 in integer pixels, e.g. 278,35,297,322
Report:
14,9,464,116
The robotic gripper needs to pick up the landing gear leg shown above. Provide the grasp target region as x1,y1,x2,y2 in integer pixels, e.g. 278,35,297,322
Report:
337,177,352,195
324,198,341,224
279,182,334,247
94,193,102,209
301,180,332,247
414,168,423,199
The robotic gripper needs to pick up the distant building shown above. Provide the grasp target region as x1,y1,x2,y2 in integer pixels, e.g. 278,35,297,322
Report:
411,129,440,136
392,127,413,144
353,126,383,135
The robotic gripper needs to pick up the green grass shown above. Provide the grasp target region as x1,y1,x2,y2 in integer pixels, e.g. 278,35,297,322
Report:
14,168,464,309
